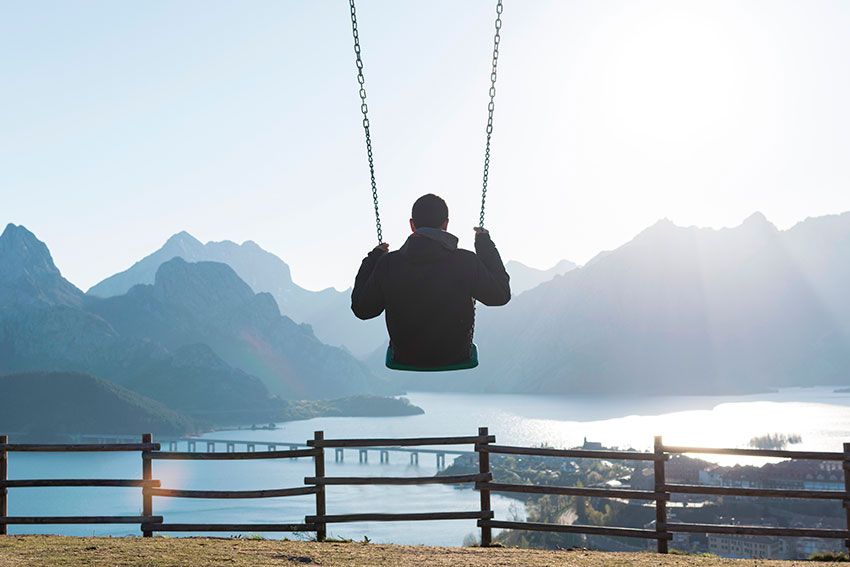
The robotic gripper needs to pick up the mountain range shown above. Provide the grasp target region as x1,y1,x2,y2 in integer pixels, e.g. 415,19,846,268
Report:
6,210,850,401
401,212,850,395
87,232,386,356
0,224,392,426
86,232,576,356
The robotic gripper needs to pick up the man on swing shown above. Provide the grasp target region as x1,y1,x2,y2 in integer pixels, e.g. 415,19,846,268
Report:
352,193,511,369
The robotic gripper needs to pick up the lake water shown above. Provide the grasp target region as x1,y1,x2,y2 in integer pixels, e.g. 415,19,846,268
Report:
7,387,850,545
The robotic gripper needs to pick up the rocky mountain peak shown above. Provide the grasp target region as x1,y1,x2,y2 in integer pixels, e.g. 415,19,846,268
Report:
740,211,777,232
0,224,61,280
0,224,82,308
161,231,204,256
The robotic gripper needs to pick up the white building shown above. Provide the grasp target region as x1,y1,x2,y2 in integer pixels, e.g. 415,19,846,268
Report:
707,535,787,559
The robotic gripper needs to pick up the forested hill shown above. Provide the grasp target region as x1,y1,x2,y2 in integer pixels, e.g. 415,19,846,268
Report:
0,372,196,439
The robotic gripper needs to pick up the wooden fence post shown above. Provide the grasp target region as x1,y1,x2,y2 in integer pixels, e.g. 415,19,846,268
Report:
313,431,326,542
142,433,153,538
843,442,850,556
654,435,668,553
0,435,7,536
478,427,492,547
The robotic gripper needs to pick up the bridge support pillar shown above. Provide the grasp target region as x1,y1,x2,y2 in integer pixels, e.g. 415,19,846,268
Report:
359,449,368,463
269,444,277,451
206,442,215,452
436,452,445,469
335,448,344,462
168,441,178,451
410,452,419,466
380,450,389,464
290,445,299,451
226,443,235,452
187,440,196,452
247,443,255,452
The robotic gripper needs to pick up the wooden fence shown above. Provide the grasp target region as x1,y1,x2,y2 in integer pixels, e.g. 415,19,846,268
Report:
1,431,848,554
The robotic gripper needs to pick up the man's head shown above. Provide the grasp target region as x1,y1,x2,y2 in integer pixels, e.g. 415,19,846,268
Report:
410,193,449,231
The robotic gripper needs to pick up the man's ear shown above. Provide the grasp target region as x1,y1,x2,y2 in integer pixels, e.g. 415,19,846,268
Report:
441,219,449,231
409,219,416,232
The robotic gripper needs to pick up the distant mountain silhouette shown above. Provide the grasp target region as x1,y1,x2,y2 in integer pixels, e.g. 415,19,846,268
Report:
399,212,850,395
88,232,385,356
12,211,850,399
506,259,577,295
0,227,391,421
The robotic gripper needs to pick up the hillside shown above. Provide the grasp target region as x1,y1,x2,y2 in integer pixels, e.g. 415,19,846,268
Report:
0,538,836,567
87,258,392,399
281,395,424,419
0,372,195,438
121,343,282,422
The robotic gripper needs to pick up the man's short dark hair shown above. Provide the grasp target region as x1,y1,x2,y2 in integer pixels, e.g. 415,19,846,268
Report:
412,194,449,229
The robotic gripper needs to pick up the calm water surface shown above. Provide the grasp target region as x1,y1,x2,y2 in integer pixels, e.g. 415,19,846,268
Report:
8,387,850,544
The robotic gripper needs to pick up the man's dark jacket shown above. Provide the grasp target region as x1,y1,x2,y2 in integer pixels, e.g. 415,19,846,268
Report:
351,229,511,367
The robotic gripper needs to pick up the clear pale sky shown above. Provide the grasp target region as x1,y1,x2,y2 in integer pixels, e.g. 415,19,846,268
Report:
3,1,850,292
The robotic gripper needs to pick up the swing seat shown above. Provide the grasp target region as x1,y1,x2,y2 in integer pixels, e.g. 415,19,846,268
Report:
385,344,479,372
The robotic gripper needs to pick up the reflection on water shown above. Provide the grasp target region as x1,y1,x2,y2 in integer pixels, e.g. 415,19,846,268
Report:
240,387,850,464
7,387,850,544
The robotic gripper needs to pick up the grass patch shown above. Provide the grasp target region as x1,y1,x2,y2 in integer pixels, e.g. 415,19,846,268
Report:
810,552,850,562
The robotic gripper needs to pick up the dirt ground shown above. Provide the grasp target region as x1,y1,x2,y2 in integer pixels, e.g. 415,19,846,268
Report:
0,536,843,567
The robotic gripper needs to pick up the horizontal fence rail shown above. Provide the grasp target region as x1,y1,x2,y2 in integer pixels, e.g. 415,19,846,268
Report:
0,516,162,525
2,430,849,555
149,448,320,461
307,435,495,448
481,444,665,461
0,443,160,452
478,481,665,501
664,483,845,500
666,522,849,539
305,473,490,486
306,511,493,524
0,479,160,488
143,522,314,533
663,445,845,461
146,487,319,499
483,519,669,540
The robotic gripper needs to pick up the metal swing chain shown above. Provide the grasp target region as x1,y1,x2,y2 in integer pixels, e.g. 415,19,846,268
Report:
349,0,382,244
350,0,502,239
479,0,503,229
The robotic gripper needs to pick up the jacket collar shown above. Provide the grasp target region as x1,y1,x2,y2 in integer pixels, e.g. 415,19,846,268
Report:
412,227,458,250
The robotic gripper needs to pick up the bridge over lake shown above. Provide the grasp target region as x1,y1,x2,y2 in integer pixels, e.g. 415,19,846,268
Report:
75,434,472,468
